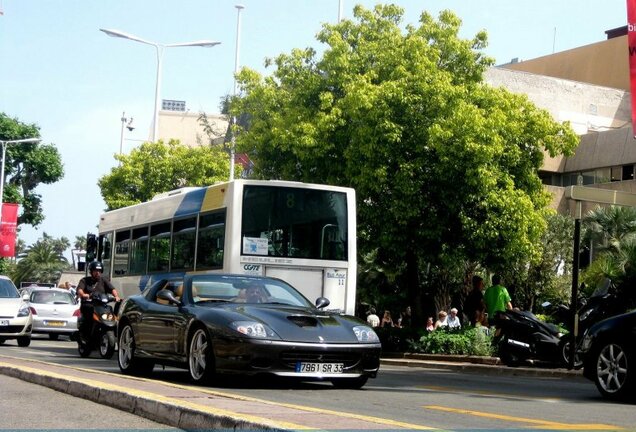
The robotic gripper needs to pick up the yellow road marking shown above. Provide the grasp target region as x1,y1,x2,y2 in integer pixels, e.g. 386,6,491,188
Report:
421,385,562,402
0,355,435,430
424,405,622,430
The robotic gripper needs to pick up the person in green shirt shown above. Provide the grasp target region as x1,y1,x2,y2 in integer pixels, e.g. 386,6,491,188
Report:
483,274,512,323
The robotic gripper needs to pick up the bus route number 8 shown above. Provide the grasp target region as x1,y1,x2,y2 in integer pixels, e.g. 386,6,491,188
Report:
286,193,295,209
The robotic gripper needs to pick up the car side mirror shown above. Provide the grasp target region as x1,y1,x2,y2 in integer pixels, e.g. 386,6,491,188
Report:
157,289,181,306
315,297,330,309
22,293,29,301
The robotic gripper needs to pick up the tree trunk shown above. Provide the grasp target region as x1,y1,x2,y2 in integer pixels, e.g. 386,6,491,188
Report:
405,248,423,327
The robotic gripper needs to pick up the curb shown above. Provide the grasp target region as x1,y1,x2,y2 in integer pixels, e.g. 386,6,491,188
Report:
0,361,283,430
380,354,584,379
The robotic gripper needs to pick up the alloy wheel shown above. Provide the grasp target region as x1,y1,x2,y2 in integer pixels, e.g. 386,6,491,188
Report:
189,329,209,382
596,343,628,394
118,326,134,370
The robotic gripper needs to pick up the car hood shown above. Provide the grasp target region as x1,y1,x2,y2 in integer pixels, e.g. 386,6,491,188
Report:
218,304,369,343
0,298,23,317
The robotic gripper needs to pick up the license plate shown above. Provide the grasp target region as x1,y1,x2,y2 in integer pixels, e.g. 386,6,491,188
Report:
296,362,343,374
0,320,8,326
46,321,65,327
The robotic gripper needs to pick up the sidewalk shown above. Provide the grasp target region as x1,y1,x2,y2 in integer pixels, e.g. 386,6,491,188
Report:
381,353,584,379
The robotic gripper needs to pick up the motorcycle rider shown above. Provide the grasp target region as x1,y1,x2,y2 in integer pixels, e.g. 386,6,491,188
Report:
76,261,120,342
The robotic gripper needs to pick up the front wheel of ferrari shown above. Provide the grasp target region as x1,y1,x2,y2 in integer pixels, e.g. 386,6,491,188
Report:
188,327,215,384
118,324,154,376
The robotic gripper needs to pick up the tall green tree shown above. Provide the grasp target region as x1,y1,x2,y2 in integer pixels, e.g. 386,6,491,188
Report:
12,233,70,285
98,139,229,210
232,5,578,323
0,113,64,226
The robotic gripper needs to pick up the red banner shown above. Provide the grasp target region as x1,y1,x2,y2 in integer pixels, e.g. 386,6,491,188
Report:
628,0,636,135
0,203,19,258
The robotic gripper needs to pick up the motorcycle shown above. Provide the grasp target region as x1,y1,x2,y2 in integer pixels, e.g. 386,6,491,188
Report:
77,292,119,359
493,308,566,367
552,279,622,368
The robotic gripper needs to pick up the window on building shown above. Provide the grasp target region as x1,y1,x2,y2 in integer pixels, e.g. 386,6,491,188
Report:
611,166,622,182
622,164,634,181
596,168,611,184
582,171,595,185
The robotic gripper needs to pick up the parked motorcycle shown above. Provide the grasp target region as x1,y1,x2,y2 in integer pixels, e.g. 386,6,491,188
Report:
77,293,119,359
493,308,565,367
552,279,622,368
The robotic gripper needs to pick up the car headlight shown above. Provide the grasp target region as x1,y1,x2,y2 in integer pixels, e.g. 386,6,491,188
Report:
230,321,279,339
17,303,30,317
101,313,115,320
353,326,379,343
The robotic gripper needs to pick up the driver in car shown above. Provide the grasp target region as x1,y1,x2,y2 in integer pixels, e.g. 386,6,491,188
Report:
235,282,269,303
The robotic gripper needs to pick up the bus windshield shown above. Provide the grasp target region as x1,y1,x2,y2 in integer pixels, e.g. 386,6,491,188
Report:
241,185,348,260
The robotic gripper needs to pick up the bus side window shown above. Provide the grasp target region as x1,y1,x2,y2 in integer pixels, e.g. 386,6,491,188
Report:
113,230,131,277
98,232,113,276
129,226,149,275
148,222,171,273
196,211,225,270
171,217,196,271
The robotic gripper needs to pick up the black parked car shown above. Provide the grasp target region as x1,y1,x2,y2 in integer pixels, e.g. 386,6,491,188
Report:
580,309,636,401
117,274,381,389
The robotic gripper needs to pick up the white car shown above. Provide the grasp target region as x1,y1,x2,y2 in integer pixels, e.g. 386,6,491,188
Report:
28,287,80,340
0,275,32,347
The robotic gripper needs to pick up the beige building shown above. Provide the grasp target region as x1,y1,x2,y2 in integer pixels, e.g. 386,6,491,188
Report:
503,26,629,91
486,26,636,216
157,107,228,147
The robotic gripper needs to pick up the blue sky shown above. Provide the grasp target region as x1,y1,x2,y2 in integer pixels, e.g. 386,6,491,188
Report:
0,0,628,259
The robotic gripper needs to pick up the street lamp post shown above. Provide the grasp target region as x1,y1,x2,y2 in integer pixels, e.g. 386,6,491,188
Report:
0,138,41,224
101,29,221,143
230,4,245,181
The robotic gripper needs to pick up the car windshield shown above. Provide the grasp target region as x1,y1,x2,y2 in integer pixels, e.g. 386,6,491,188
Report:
190,275,313,308
30,290,76,305
0,279,19,298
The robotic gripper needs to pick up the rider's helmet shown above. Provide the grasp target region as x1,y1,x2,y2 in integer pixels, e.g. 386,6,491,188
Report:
88,261,104,273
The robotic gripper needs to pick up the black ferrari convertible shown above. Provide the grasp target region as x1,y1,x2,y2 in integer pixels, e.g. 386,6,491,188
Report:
116,274,381,388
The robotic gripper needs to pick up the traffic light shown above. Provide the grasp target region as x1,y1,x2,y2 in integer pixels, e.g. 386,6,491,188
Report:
86,233,97,263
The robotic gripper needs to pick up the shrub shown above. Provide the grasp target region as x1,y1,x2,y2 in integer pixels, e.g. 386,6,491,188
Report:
412,327,494,356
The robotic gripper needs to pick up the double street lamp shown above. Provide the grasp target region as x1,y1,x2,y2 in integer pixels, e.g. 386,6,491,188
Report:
0,138,41,224
100,29,221,143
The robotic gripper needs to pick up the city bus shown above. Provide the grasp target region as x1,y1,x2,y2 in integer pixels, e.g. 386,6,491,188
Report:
94,179,357,314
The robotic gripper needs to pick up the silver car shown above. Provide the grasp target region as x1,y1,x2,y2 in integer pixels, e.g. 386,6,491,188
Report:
0,276,32,347
29,287,80,340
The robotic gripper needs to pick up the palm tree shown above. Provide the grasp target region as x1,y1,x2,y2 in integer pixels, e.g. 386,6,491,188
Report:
71,235,86,269
582,206,636,305
583,205,636,255
11,235,70,286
